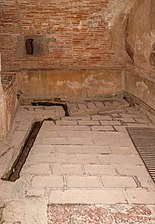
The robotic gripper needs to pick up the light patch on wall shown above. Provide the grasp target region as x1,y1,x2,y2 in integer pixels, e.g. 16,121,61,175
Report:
77,17,102,30
65,81,80,90
77,21,83,30
136,81,148,98
135,32,155,65
135,36,143,51
56,81,63,87
82,75,94,87
76,0,135,30
94,79,114,88
102,0,136,29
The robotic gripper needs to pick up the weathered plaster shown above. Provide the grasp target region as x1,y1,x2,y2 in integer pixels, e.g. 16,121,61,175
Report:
136,81,148,99
126,0,155,76
134,32,155,69
17,70,124,102
125,70,155,111
65,81,81,90
103,0,136,29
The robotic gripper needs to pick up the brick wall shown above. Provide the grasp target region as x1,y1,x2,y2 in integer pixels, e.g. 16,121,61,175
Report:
0,0,135,72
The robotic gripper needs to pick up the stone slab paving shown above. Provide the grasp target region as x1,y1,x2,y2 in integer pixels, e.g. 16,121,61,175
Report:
0,105,65,177
0,100,155,223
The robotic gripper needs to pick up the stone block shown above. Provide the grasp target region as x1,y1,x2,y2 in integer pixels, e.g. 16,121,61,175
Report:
32,176,63,188
100,121,122,126
91,115,112,121
78,121,100,126
125,189,155,204
52,164,83,175
115,164,150,177
92,126,115,131
21,163,51,175
101,176,137,188
49,189,127,204
56,121,78,126
84,165,117,175
41,137,94,145
98,155,143,165
54,145,110,155
66,176,103,188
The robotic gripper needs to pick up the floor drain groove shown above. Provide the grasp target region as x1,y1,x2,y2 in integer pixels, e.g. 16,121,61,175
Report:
32,101,70,116
2,101,69,182
2,121,43,182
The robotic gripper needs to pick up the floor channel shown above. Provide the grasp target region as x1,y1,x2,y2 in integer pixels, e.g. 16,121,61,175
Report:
2,101,70,182
2,121,43,182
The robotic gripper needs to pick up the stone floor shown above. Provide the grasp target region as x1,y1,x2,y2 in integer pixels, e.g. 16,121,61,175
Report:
0,98,155,223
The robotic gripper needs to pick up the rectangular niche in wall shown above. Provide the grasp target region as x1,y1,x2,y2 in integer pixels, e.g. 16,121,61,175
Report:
25,38,34,55
16,35,48,57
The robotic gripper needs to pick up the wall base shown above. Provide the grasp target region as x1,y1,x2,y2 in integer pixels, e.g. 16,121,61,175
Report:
17,69,124,103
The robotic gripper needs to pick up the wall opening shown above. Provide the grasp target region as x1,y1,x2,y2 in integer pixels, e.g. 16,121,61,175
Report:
25,38,34,55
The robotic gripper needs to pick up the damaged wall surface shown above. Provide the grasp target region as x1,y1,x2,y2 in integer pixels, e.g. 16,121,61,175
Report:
0,74,18,141
125,0,155,112
17,70,124,102
125,0,155,73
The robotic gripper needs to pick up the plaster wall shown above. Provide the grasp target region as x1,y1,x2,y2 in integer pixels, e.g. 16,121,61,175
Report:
17,70,124,102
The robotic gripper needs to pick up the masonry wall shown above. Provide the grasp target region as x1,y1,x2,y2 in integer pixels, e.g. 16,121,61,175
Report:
0,0,136,72
0,0,136,101
0,0,139,140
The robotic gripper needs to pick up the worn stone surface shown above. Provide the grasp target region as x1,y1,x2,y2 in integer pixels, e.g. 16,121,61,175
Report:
0,102,155,223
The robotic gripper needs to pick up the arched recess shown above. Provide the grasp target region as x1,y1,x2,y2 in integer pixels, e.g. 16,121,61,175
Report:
125,0,155,72
124,0,155,119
